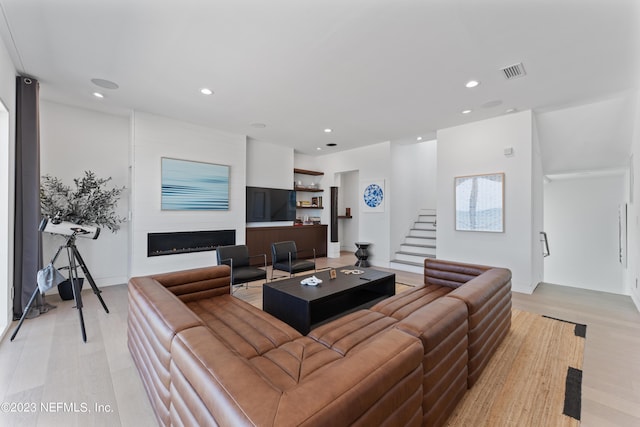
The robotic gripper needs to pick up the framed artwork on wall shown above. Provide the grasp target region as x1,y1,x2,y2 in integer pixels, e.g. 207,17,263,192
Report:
161,157,230,210
361,179,385,213
455,173,504,232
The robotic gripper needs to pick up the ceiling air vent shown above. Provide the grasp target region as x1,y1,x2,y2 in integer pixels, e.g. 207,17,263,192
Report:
501,62,526,80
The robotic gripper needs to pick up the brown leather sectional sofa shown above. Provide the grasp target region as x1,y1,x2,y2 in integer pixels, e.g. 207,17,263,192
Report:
128,258,511,427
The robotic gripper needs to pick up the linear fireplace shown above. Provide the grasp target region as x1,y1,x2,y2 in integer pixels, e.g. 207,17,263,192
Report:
147,230,236,257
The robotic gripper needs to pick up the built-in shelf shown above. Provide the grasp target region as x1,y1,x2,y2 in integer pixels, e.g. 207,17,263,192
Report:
337,215,352,219
294,168,324,176
294,186,323,192
295,168,324,216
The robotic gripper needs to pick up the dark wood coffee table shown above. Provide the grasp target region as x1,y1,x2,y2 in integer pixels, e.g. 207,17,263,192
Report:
263,267,395,334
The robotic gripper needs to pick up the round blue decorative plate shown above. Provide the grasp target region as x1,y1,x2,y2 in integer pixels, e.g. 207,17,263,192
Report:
363,184,384,208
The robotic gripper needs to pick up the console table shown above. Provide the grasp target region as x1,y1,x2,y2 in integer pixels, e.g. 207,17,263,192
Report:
246,225,327,265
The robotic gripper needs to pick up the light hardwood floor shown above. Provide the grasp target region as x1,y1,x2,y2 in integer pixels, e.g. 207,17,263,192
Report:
0,253,638,426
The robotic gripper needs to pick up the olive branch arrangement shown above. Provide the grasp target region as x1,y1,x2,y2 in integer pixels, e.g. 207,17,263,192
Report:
40,171,126,232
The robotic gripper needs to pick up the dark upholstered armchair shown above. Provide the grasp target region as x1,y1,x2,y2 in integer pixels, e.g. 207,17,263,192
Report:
216,245,267,294
270,241,316,280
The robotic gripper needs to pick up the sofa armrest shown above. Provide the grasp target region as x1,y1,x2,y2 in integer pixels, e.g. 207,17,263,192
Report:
446,268,511,327
447,267,512,387
395,297,469,427
424,258,491,288
128,276,205,426
150,265,232,302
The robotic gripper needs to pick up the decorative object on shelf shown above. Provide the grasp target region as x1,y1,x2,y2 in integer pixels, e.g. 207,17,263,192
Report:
346,207,351,216
361,179,385,212
455,172,504,232
294,169,324,192
40,171,126,232
161,157,229,211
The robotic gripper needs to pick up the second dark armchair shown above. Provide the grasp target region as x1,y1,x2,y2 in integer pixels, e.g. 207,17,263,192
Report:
270,240,316,280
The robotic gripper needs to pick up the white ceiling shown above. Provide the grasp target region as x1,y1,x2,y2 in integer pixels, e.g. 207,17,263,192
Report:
0,0,638,172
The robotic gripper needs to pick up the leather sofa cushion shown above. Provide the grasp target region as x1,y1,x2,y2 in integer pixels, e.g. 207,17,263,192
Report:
308,310,397,355
171,325,424,427
370,284,453,320
172,326,282,426
186,294,301,358
249,337,343,390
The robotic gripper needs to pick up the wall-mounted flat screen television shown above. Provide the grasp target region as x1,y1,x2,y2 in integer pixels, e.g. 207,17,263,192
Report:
246,187,296,222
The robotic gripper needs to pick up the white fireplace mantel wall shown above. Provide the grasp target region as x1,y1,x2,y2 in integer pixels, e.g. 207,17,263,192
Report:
129,112,247,277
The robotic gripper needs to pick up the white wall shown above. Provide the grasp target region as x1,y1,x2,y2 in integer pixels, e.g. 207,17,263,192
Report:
246,139,295,227
437,111,542,293
39,101,130,287
0,35,16,335
531,116,545,289
318,142,392,267
130,112,247,276
544,174,625,293
338,170,359,253
247,138,294,189
390,139,437,254
293,152,321,176
627,92,640,310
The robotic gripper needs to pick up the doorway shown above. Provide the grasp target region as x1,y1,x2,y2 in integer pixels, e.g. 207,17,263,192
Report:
336,170,359,253
543,173,626,294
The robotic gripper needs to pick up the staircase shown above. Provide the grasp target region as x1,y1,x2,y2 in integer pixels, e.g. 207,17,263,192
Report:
390,209,436,274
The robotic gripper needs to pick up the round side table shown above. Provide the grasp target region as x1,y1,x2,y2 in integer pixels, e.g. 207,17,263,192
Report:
354,242,371,267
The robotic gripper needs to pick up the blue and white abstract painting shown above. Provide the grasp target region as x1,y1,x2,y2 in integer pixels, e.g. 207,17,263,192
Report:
361,179,385,212
161,158,230,210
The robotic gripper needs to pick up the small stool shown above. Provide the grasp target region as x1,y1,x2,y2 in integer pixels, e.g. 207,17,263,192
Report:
354,242,371,267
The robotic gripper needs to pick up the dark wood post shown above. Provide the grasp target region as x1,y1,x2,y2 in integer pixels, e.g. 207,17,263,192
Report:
330,187,338,242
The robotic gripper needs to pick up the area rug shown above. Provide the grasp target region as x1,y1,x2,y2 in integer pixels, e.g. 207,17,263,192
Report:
446,309,586,427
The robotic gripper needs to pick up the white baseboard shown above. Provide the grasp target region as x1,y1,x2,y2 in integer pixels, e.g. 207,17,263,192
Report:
95,276,128,287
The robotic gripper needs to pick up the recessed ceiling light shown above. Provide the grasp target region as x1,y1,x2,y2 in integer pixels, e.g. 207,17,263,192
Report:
92,92,104,98
316,147,322,151
91,78,119,90
324,128,333,133
462,109,472,114
416,136,423,141
505,108,517,114
250,123,266,128
326,143,337,147
465,80,480,88
200,88,213,95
